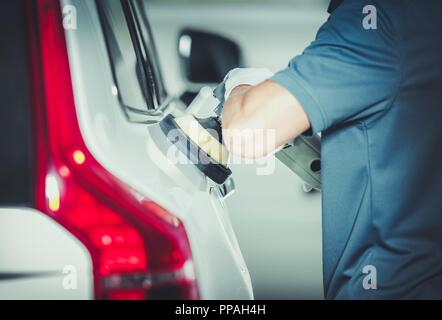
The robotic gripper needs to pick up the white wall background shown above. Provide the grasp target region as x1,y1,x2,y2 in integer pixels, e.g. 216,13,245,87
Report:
146,0,328,299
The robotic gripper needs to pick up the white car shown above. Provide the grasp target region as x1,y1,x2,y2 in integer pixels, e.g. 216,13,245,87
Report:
0,0,252,300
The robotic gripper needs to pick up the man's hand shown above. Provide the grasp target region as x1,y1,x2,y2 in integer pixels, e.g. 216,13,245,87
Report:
222,80,311,159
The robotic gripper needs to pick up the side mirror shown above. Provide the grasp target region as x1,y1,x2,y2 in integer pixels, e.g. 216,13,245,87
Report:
178,28,242,85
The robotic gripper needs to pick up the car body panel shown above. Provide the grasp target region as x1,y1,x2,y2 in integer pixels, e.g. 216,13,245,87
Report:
61,0,253,299
0,208,93,300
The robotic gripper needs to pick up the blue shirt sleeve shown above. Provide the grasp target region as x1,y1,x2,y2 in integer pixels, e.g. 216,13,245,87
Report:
271,0,401,135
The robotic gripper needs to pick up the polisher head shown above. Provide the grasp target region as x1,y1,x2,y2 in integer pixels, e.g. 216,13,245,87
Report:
160,114,232,184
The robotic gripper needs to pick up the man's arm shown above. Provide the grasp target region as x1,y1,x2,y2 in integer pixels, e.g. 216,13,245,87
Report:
222,80,311,158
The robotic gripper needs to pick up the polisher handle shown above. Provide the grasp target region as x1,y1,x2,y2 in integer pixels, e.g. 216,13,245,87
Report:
276,135,322,191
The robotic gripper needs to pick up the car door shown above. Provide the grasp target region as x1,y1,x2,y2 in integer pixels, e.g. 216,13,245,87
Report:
62,0,253,299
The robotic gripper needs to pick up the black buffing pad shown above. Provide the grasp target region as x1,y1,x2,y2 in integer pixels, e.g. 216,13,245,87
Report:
160,114,232,184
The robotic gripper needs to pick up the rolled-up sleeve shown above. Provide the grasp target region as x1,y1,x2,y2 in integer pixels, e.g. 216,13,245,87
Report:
271,0,401,135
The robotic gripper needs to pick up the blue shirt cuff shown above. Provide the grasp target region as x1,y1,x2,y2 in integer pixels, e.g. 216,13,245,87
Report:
270,68,327,136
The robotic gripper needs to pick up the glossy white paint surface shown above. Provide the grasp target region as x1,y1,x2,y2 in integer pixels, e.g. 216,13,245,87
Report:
0,208,93,300
62,0,253,299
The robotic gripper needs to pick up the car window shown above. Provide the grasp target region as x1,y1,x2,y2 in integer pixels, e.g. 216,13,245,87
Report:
132,0,167,103
97,0,155,112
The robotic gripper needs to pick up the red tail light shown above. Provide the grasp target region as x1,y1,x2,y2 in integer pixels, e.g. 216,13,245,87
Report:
27,0,198,300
